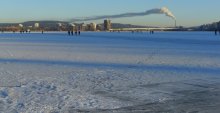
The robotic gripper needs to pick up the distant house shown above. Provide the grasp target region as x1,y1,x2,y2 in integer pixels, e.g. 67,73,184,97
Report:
68,23,76,31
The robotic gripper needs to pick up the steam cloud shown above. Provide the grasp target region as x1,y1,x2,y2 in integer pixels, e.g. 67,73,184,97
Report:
70,7,176,22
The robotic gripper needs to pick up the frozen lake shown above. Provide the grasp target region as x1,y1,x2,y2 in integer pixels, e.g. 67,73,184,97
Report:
0,31,220,113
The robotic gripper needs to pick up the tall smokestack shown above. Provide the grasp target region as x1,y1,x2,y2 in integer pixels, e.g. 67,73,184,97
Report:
175,20,177,27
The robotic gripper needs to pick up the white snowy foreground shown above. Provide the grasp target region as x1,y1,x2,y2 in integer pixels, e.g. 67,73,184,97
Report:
0,32,220,113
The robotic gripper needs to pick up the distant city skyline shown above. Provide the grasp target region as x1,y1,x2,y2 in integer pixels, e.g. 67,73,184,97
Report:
0,0,219,27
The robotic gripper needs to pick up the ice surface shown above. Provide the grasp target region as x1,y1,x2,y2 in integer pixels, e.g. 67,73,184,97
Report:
0,32,220,112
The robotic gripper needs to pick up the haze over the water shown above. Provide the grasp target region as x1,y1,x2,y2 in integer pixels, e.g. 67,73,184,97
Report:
0,0,219,27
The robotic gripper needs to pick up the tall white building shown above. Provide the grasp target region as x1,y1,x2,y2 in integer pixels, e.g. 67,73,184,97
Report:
90,23,96,31
34,23,40,28
80,23,87,31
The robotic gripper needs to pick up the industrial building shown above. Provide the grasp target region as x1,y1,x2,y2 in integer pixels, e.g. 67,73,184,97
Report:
89,23,97,31
104,19,111,31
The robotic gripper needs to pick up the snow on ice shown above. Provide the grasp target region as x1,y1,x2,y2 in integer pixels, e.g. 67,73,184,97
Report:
0,32,220,113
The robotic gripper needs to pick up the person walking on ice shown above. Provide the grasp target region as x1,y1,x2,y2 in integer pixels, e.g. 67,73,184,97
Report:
78,30,80,36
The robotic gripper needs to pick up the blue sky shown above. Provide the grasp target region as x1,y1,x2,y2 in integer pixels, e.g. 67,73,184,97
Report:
0,0,219,27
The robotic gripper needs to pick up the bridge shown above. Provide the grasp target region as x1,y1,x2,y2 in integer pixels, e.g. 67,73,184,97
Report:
110,27,179,31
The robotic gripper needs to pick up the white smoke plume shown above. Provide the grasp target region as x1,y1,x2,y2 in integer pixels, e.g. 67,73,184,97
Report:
160,7,176,20
70,7,176,22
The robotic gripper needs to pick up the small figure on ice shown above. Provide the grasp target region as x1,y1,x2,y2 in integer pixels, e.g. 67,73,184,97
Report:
75,30,77,36
78,30,80,36
150,30,154,34
215,29,217,35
